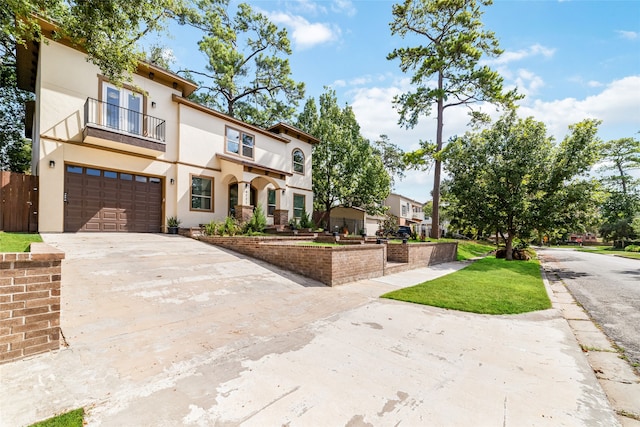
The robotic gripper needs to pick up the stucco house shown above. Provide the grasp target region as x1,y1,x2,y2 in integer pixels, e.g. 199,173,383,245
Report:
16,20,317,233
383,193,425,231
325,193,427,237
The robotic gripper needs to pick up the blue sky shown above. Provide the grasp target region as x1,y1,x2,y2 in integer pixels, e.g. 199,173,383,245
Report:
152,0,640,203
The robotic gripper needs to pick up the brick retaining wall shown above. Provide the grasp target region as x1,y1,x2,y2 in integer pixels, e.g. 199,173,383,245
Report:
386,242,457,267
197,236,457,287
198,236,386,286
0,243,65,364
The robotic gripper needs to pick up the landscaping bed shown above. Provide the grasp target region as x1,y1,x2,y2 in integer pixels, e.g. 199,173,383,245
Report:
196,234,458,286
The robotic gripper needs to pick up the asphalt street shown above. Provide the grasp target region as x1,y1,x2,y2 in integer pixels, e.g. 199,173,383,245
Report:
538,247,640,369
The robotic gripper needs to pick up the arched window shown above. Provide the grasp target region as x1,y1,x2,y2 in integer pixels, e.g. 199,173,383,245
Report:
292,149,304,174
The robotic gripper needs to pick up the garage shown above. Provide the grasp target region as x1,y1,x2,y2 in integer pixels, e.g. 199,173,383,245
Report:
64,165,163,232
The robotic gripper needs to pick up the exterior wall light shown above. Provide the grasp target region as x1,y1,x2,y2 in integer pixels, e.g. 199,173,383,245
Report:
49,160,55,168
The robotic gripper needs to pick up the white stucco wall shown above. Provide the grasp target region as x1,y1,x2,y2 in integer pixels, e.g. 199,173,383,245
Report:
34,39,315,232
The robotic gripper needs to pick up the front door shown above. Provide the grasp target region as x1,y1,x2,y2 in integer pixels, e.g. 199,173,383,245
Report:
102,83,143,135
228,183,257,217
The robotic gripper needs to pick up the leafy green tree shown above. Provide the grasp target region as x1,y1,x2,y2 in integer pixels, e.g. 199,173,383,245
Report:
422,200,432,217
597,136,640,241
1,34,32,172
296,89,391,230
180,0,305,127
371,135,406,188
599,137,640,195
632,216,640,237
443,111,601,260
388,0,518,238
144,44,176,70
5,0,190,84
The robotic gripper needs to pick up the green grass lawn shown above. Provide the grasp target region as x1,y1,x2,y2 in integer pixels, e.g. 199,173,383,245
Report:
455,240,496,261
382,256,551,315
0,232,42,252
577,246,640,260
29,408,84,427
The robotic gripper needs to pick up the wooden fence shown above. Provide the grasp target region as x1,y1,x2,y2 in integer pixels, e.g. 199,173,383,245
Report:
0,172,39,232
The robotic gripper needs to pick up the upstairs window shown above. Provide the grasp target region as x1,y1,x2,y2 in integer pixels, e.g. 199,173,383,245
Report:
102,82,143,135
226,127,254,159
292,149,305,174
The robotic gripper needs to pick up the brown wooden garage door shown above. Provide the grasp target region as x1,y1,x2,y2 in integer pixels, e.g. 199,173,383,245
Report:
64,165,162,232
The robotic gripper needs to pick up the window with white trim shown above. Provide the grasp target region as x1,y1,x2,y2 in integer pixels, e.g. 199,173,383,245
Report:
226,127,254,158
102,82,143,135
292,149,304,174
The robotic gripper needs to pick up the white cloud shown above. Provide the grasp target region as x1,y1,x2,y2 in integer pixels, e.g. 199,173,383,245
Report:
617,30,638,40
331,0,357,17
344,75,640,201
587,80,603,88
486,43,556,66
289,0,328,16
514,68,545,96
519,75,640,142
266,12,339,49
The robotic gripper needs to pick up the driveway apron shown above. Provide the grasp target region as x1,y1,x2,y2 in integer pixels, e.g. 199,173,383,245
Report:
0,234,618,426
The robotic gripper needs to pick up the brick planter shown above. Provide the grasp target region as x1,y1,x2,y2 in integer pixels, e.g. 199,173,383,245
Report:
197,236,457,287
386,242,458,266
0,243,65,364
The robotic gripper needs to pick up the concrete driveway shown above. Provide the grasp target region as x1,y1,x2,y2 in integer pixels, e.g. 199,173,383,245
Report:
0,234,618,426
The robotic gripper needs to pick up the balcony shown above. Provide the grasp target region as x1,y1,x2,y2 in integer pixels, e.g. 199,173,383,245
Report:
82,97,166,156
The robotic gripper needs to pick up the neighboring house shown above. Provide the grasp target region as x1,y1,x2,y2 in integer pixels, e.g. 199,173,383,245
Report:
16,20,317,233
328,206,384,236
326,193,426,236
384,193,425,232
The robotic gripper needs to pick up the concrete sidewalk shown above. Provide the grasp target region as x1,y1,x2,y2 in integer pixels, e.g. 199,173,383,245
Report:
0,234,619,426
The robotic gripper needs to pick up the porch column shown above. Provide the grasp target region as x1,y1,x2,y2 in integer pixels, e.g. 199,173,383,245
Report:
234,181,253,222
235,205,254,222
273,209,288,226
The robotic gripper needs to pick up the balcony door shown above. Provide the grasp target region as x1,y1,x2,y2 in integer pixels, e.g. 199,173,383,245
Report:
103,83,143,136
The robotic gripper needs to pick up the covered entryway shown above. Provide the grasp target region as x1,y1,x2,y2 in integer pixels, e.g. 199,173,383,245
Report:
64,164,162,232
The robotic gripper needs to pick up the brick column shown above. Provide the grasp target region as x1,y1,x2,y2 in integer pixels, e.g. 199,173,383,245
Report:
235,205,254,222
273,209,288,226
0,243,65,364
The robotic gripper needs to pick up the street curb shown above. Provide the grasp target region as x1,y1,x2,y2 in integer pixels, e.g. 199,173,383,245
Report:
539,262,640,426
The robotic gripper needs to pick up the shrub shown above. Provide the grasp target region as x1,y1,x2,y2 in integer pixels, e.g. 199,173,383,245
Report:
299,210,314,229
204,220,222,236
223,216,240,236
624,244,640,252
244,205,267,233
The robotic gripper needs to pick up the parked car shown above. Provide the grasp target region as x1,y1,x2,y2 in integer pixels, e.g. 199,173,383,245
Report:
395,225,412,238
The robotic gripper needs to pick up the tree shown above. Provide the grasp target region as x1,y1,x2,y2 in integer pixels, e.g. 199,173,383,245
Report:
5,0,190,84
0,34,32,172
371,135,406,188
599,137,640,195
597,136,640,241
180,0,305,127
296,89,391,230
388,0,518,238
443,110,601,260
